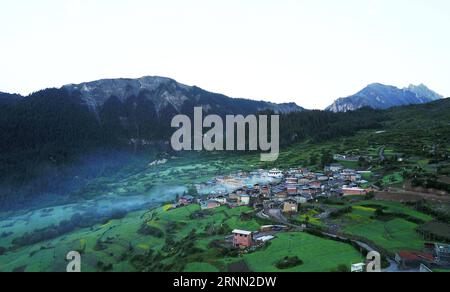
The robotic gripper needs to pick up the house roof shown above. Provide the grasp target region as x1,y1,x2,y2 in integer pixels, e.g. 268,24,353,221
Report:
436,244,450,253
327,164,343,168
232,230,252,235
397,251,434,262
343,187,365,191
203,200,220,205
256,235,275,242
284,200,298,205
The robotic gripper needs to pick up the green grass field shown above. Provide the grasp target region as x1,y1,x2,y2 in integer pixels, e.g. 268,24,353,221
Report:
244,232,363,272
344,218,425,252
184,262,220,272
381,172,404,186
338,201,433,252
354,200,434,222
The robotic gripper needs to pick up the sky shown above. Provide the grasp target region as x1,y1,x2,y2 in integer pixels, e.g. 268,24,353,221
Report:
1,0,449,109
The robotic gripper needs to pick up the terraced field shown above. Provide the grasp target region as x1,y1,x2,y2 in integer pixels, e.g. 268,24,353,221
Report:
332,200,434,253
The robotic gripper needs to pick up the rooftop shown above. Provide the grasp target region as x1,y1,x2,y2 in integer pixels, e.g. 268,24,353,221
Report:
397,251,435,262
232,230,252,236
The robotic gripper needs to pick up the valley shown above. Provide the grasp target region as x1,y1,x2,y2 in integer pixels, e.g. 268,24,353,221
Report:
0,80,449,273
1,118,449,272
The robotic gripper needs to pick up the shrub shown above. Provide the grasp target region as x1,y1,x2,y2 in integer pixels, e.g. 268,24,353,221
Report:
330,206,353,218
240,212,254,221
275,256,303,269
137,223,164,238
333,264,350,273
93,240,108,251
97,261,114,272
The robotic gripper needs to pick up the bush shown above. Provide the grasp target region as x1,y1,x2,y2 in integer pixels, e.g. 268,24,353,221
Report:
189,210,211,219
93,240,108,251
320,198,345,206
97,261,114,272
240,212,254,221
333,264,350,273
137,223,164,238
275,256,303,269
330,206,353,218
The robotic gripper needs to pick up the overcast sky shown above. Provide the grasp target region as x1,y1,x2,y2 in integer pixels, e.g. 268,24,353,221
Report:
1,0,449,109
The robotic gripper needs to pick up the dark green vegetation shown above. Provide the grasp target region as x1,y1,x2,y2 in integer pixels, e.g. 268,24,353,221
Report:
275,256,304,269
277,107,385,145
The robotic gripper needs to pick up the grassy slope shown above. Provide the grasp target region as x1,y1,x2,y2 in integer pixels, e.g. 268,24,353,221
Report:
335,200,434,253
244,232,363,272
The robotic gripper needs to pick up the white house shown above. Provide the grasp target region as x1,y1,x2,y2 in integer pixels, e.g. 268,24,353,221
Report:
211,195,227,204
351,263,366,273
325,164,344,172
238,194,251,206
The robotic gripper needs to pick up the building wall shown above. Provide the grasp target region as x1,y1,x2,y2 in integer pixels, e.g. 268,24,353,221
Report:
283,203,298,213
343,189,367,196
233,233,253,248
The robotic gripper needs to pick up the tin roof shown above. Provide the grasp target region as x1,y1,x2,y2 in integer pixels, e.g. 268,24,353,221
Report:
232,229,252,235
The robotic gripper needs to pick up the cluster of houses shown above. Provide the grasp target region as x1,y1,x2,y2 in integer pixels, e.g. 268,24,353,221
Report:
172,165,373,249
176,164,372,215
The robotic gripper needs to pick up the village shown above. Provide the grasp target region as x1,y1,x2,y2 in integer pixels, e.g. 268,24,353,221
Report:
180,163,371,219
193,163,371,210
168,163,450,272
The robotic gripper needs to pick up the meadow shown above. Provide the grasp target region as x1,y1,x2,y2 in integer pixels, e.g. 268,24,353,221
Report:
244,232,363,272
329,200,435,253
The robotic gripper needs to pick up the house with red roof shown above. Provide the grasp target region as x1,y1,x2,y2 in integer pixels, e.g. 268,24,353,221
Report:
395,251,435,269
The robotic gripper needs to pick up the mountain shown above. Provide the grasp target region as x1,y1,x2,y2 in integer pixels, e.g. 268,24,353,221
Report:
63,76,304,116
58,76,305,143
406,84,443,102
326,83,443,112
